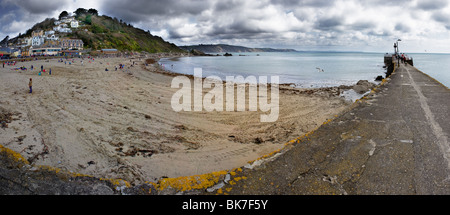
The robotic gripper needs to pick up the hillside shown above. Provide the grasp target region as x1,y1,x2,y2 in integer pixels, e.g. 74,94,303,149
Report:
14,13,184,53
180,44,297,53
72,14,184,53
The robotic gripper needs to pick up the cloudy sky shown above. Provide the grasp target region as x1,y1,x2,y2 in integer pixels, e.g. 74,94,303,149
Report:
1,0,450,53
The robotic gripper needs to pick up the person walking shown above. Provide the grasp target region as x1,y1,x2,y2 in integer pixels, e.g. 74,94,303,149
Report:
28,78,32,94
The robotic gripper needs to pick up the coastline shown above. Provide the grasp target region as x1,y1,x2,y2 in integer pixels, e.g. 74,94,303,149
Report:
0,53,357,186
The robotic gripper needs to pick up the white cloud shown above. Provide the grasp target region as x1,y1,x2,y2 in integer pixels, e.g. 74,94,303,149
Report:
1,0,450,52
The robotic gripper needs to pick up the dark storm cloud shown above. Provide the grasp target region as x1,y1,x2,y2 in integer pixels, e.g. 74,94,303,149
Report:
431,11,450,30
431,11,450,23
394,23,411,33
205,21,271,39
6,0,70,14
270,0,333,8
101,0,213,22
214,0,245,12
315,16,344,31
416,0,448,10
0,0,67,37
351,21,376,31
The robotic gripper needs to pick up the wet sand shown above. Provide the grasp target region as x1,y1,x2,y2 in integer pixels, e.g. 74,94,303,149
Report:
0,55,350,184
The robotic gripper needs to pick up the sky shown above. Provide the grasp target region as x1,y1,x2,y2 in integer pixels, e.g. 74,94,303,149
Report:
1,0,450,53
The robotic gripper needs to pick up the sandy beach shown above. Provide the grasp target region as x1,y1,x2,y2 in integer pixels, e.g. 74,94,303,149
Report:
0,55,350,184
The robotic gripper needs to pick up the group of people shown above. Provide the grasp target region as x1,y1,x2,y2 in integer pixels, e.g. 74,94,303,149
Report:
397,53,410,65
2,61,16,67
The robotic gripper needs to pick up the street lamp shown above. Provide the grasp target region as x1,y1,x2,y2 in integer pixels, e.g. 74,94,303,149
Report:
394,39,401,64
394,39,401,55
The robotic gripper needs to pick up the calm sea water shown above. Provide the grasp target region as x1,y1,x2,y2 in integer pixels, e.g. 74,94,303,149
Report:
160,52,449,88
407,53,450,88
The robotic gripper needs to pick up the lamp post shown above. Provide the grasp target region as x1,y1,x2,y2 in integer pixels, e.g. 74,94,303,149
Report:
396,39,401,54
394,39,401,64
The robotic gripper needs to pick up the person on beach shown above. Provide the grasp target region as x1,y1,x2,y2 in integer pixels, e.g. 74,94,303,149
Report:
28,78,32,94
49,68,52,75
41,65,43,71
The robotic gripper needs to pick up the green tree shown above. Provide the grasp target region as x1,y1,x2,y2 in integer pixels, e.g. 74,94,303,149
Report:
59,11,69,20
85,15,92,25
74,8,87,17
87,8,98,16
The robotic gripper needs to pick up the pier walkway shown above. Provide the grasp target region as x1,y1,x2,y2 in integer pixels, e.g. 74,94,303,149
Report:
226,62,450,195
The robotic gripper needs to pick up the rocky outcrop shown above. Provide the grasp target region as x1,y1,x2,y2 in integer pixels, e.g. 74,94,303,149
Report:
0,143,154,195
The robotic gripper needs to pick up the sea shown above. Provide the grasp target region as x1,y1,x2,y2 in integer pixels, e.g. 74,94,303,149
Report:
159,52,450,89
407,53,450,88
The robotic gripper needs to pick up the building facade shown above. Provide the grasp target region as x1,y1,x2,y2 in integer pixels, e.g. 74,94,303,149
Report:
31,30,44,38
32,36,44,46
60,38,84,50
30,47,61,56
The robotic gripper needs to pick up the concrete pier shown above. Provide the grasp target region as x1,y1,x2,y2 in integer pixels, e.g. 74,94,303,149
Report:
224,61,450,195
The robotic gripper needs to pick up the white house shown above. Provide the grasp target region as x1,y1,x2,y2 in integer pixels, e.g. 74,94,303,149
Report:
61,16,74,23
32,36,44,46
18,37,32,47
45,30,55,36
59,28,72,33
53,24,72,33
70,20,79,28
46,34,59,41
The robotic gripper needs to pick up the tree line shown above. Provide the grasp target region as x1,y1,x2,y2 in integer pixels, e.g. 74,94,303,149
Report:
59,8,99,20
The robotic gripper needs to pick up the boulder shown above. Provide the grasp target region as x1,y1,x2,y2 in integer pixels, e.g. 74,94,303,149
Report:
375,76,384,81
353,80,376,94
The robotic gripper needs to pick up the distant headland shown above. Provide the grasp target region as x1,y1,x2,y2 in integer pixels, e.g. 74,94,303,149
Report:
179,44,297,53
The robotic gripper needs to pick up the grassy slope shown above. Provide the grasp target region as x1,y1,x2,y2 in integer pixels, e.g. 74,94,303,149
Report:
71,15,184,53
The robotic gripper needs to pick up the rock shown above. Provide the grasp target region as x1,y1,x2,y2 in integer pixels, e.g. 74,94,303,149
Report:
375,76,384,81
353,80,376,94
224,174,231,184
206,182,225,193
